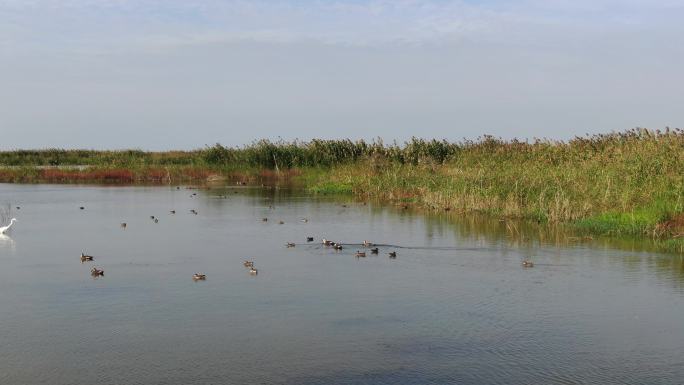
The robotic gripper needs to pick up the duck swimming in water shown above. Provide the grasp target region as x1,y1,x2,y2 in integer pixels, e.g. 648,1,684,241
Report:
286,242,296,248
388,251,397,259
90,267,104,276
81,253,94,262
192,273,206,280
522,260,534,268
355,251,366,257
249,267,258,275
244,260,254,268
370,247,379,254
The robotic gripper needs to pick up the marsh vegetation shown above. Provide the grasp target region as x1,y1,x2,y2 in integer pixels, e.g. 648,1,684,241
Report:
2,128,684,250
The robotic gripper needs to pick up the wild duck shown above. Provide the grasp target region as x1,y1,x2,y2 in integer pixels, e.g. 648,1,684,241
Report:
243,260,254,267
388,251,397,258
522,260,534,268
307,237,314,242
192,273,206,280
356,251,366,257
363,240,373,247
249,267,258,275
120,223,127,229
90,267,104,276
286,242,296,248
370,247,379,254
81,253,94,262
333,244,343,250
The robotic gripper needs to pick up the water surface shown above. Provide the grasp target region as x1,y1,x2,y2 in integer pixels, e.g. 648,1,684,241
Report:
1,184,683,385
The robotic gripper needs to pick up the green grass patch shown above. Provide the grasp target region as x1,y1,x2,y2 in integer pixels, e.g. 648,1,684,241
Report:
308,181,353,194
574,210,662,236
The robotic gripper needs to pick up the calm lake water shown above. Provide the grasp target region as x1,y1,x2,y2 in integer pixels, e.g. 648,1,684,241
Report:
1,183,683,385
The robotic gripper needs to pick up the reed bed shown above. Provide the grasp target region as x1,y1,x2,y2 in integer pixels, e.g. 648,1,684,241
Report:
304,128,684,241
2,128,684,244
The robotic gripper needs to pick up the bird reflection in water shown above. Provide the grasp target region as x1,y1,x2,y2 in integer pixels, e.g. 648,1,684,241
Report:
0,234,16,252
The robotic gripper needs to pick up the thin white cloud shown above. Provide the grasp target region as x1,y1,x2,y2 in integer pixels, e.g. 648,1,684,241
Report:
1,1,683,149
2,0,680,54
0,1,568,52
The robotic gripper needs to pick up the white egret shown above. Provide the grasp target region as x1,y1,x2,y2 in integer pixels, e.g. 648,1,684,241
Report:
0,218,16,234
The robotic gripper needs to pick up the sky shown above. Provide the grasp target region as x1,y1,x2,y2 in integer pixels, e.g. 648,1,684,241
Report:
1,0,683,150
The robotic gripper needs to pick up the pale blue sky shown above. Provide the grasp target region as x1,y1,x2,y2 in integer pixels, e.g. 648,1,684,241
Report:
1,0,683,149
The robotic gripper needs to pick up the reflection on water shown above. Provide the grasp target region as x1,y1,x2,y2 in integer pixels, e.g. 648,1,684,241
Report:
0,234,15,252
421,211,684,289
1,183,684,385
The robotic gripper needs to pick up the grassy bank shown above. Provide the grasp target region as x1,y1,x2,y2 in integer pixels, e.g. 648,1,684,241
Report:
303,129,684,250
3,129,684,250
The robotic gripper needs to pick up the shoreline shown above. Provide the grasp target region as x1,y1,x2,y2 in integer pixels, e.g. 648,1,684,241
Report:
2,164,684,255
3,130,684,253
